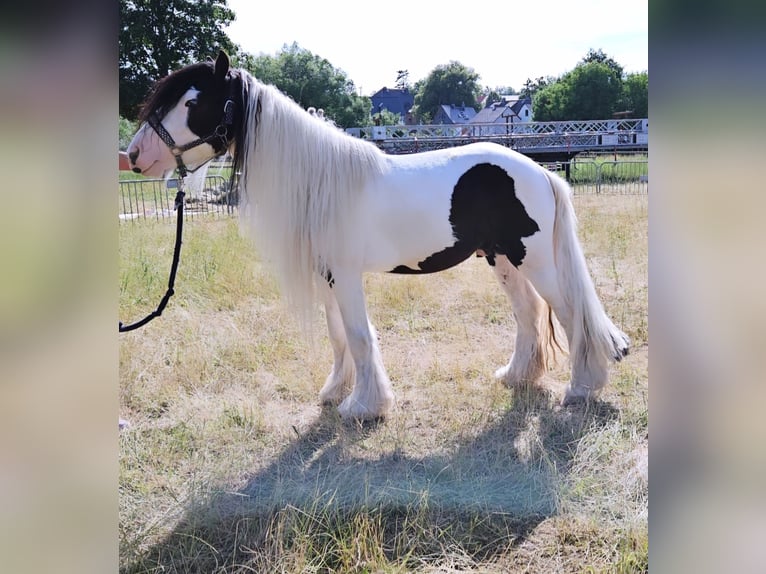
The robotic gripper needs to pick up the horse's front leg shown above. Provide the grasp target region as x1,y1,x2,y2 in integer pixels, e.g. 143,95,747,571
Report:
330,270,395,420
318,279,355,405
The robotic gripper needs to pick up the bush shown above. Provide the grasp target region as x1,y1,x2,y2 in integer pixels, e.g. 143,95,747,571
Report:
119,116,138,151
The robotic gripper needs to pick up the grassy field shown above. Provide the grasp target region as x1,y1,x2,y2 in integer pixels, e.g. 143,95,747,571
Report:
119,192,648,573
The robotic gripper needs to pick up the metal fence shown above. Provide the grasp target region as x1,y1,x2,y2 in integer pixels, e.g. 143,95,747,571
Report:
544,159,648,195
347,118,648,155
118,159,646,222
119,174,237,222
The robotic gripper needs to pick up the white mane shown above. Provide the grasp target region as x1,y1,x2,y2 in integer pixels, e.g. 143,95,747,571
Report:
237,72,387,325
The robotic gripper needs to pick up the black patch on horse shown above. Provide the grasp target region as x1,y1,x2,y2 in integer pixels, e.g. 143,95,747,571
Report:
390,163,540,274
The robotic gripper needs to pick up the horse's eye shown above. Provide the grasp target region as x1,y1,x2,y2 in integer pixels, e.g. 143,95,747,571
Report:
185,99,198,108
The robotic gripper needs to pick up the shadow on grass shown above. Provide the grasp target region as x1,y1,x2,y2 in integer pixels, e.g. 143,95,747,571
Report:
122,387,618,573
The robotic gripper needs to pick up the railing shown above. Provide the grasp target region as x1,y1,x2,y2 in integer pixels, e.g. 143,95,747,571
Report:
346,118,648,154
550,159,648,195
119,175,237,222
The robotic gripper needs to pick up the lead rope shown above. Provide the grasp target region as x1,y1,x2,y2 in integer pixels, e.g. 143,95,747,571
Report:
119,93,240,332
118,177,186,333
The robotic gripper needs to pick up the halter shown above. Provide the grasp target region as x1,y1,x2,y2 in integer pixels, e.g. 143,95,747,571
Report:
119,97,236,333
147,98,235,178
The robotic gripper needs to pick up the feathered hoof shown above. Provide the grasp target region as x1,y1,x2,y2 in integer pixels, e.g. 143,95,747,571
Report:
612,332,631,361
494,362,544,388
318,383,345,406
337,393,394,421
562,383,598,406
494,363,512,384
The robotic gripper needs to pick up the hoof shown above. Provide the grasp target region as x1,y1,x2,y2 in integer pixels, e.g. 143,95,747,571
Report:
495,364,541,389
338,394,393,421
612,332,631,361
494,364,511,386
562,384,596,406
319,388,344,406
319,372,350,406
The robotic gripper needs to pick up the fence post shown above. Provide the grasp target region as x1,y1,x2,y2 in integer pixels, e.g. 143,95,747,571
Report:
596,162,602,194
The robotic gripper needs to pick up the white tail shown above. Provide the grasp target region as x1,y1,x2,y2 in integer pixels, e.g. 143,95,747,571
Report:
546,171,630,402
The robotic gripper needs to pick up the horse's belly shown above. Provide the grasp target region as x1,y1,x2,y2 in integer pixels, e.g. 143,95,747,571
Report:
359,184,459,273
388,241,477,274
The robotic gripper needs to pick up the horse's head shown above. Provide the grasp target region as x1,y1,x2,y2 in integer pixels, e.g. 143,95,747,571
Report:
127,51,242,178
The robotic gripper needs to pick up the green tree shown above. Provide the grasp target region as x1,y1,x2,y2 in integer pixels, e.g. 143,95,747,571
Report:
119,116,138,150
241,43,370,129
521,76,549,99
533,81,569,121
580,48,624,79
532,52,624,121
373,109,402,126
563,61,623,119
619,71,648,117
412,61,481,122
119,0,238,119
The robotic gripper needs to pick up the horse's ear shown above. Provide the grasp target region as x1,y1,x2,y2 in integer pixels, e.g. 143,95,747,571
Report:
214,51,230,82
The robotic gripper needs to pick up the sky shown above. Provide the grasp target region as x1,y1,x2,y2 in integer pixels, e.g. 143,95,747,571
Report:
224,0,647,97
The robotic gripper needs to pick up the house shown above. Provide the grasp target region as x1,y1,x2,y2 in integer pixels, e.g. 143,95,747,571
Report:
469,95,533,135
370,87,414,124
432,104,477,125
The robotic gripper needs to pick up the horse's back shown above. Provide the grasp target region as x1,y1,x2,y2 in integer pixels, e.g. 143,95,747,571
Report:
389,142,558,239
387,142,552,200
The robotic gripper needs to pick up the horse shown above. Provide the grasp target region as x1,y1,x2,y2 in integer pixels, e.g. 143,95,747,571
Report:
127,51,629,421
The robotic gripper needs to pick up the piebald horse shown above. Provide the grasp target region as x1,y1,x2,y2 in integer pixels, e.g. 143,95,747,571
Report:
127,52,629,420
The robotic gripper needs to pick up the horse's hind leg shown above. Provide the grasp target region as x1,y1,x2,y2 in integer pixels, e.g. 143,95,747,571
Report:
318,281,355,405
491,255,549,388
518,258,627,405
329,270,395,420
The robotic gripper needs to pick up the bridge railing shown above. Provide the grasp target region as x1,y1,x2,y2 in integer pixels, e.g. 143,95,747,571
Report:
347,118,646,140
346,118,648,153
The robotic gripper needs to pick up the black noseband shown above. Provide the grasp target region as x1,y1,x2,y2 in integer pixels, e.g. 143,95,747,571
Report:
148,99,235,178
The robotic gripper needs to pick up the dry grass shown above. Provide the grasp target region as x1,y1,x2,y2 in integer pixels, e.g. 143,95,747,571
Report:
119,193,648,573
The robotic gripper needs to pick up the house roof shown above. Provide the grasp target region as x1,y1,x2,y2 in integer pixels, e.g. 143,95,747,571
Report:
470,96,531,124
435,104,477,124
370,87,414,116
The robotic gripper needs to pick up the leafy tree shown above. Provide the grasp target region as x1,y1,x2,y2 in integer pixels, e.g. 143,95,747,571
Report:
412,61,481,122
619,71,648,117
562,62,623,119
395,70,410,90
120,0,238,119
343,95,376,128
119,116,138,150
532,51,625,120
241,43,370,129
580,48,624,80
373,109,402,126
482,89,502,108
521,76,549,99
533,81,569,121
